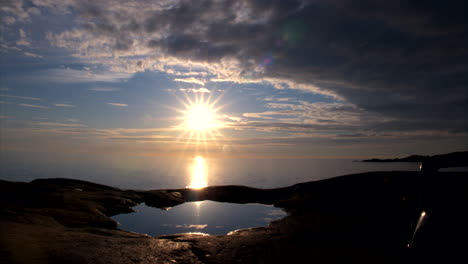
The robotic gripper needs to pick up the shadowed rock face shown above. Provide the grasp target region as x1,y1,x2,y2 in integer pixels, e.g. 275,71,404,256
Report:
1,171,468,264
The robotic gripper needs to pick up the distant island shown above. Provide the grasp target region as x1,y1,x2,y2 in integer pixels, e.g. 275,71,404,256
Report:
362,155,428,163
361,151,468,164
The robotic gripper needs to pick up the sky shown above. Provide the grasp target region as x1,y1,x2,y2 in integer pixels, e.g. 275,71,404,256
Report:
1,0,467,159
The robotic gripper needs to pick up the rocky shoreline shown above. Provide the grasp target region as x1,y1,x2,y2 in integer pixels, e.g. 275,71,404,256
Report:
1,171,467,263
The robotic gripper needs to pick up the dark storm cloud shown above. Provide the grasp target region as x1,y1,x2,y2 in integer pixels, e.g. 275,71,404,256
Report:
50,0,468,133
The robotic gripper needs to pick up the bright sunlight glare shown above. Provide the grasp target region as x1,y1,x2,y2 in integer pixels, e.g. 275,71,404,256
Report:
188,156,208,189
186,104,216,131
175,93,226,146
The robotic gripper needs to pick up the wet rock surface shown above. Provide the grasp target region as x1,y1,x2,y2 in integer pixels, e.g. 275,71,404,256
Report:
1,171,467,263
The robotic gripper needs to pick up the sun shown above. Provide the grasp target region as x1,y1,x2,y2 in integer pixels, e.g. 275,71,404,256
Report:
185,103,217,131
179,94,223,133
174,93,226,147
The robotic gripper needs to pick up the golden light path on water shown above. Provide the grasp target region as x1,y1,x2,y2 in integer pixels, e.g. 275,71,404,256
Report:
188,156,208,189
188,156,207,220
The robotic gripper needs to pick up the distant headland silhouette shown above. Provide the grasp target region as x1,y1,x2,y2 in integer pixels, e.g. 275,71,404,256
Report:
361,151,468,168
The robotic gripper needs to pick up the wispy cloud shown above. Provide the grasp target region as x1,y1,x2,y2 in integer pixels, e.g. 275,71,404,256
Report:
30,121,87,128
0,44,21,52
174,77,205,86
24,52,42,58
19,103,49,109
64,118,80,123
2,16,16,25
31,68,132,83
0,94,41,100
16,29,31,46
54,103,75,107
242,101,379,125
89,87,120,92
107,102,128,107
179,88,211,93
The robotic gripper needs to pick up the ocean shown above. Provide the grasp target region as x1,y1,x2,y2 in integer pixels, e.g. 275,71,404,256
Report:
0,152,420,190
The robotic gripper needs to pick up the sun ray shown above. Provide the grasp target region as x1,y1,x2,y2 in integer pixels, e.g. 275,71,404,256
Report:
172,90,228,157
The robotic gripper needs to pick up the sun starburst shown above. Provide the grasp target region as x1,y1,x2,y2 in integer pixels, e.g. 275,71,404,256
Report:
185,103,217,131
175,93,226,148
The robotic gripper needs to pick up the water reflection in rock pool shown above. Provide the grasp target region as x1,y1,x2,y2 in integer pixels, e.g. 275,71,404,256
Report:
112,201,287,236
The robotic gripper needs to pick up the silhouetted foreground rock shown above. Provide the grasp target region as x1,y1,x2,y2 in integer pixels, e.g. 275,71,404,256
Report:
1,171,467,263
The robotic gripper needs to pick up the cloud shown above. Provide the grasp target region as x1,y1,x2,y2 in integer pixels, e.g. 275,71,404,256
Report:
0,94,41,100
107,102,128,107
16,29,31,46
241,101,391,130
32,68,132,83
29,121,87,128
227,116,242,122
174,77,205,86
23,52,42,58
31,0,468,134
1,0,34,22
2,16,16,25
234,121,359,133
19,103,49,109
54,103,75,107
88,87,120,92
179,87,211,93
0,44,21,52
64,118,80,122
235,98,468,136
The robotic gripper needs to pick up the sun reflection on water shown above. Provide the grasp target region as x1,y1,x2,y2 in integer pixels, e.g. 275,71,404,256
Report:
188,156,208,189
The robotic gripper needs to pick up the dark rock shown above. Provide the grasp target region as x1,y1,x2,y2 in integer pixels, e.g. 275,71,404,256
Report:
1,171,468,263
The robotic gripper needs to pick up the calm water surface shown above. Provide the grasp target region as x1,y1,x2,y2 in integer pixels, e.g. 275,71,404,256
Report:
0,152,421,189
113,201,287,236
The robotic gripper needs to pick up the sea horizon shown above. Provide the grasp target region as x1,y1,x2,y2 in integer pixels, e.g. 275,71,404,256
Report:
1,151,421,190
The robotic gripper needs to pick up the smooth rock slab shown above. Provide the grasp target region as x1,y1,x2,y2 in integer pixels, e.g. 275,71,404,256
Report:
1,170,468,263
